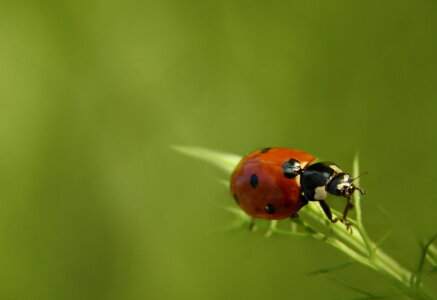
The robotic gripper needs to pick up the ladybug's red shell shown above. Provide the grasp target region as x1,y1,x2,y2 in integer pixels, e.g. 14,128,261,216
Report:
230,147,316,220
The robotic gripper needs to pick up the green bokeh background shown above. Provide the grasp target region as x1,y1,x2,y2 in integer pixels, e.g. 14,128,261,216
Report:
0,1,436,299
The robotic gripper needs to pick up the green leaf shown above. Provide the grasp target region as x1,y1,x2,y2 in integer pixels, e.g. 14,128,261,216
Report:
352,152,364,225
224,206,251,222
375,228,393,249
426,243,437,269
218,179,229,188
339,296,391,300
270,228,312,238
318,273,384,299
308,261,354,275
172,145,241,175
410,234,437,290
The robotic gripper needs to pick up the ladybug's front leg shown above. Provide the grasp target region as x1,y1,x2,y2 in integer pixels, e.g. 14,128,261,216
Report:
340,198,354,231
319,200,339,223
320,200,352,232
342,197,354,222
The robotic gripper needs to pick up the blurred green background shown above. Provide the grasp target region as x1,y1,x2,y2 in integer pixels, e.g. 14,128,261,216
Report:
0,0,436,299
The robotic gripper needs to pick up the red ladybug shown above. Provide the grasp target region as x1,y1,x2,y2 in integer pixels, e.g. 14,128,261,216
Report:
230,147,365,224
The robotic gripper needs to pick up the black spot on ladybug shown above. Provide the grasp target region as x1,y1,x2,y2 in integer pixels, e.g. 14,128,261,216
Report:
233,193,239,205
282,159,301,178
260,147,272,153
265,204,275,214
250,174,258,188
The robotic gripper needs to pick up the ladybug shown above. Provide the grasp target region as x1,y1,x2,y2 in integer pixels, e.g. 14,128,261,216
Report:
230,147,365,225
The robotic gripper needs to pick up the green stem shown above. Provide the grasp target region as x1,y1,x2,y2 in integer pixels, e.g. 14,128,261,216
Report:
352,153,373,258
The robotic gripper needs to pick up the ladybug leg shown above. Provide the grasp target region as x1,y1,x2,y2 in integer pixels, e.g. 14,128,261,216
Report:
290,213,299,220
343,221,353,233
340,198,354,232
300,194,309,206
320,201,353,232
248,218,256,231
319,200,339,223
342,197,354,222
265,220,278,237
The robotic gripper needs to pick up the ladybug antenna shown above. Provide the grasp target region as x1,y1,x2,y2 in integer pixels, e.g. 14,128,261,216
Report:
352,171,368,181
355,186,366,195
352,172,367,195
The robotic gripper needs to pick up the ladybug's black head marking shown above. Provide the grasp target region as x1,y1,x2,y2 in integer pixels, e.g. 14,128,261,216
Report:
327,173,365,199
282,159,302,178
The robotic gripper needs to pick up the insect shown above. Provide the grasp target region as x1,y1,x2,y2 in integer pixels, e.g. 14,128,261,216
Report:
230,147,365,228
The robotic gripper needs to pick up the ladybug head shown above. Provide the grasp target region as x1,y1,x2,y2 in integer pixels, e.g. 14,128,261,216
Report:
327,173,365,199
